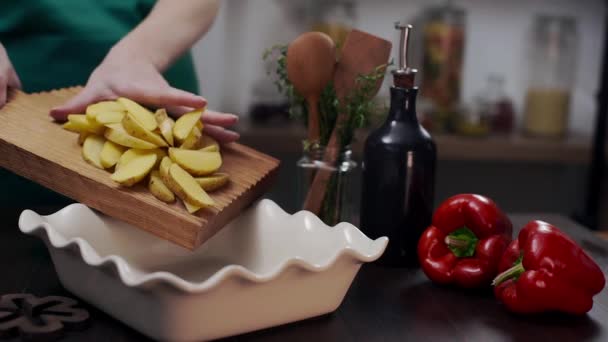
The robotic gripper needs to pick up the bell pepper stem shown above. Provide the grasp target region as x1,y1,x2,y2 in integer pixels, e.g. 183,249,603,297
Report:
444,227,478,257
492,261,525,286
444,236,469,249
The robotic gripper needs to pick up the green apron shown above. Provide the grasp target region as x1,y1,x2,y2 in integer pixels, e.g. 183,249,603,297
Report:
0,0,200,206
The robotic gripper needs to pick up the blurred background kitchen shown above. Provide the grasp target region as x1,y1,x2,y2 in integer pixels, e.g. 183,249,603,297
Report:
194,0,607,229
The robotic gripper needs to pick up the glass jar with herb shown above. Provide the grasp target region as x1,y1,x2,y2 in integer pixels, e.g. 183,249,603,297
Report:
264,43,387,226
297,145,357,225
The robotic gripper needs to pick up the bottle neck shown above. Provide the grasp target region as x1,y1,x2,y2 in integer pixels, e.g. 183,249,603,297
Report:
387,86,419,124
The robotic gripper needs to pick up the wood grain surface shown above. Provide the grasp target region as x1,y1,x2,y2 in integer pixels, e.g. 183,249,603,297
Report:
0,88,280,250
0,209,606,342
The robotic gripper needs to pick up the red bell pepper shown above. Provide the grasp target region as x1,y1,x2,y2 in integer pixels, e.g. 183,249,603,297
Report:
493,220,605,315
418,194,512,288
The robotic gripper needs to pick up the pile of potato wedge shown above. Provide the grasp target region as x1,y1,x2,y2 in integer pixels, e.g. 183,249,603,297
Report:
62,97,230,214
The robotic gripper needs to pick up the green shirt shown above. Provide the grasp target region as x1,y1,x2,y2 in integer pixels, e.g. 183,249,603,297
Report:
0,0,200,206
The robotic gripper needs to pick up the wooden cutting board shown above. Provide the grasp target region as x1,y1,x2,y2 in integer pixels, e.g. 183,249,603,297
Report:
0,87,280,250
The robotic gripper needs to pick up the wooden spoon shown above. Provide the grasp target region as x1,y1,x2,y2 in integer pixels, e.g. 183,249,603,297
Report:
304,29,392,215
287,32,336,143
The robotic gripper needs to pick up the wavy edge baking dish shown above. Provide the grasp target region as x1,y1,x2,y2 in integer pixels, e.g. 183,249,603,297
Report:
19,199,388,341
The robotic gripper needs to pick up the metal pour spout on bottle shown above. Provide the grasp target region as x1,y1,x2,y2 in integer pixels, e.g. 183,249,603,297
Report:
360,23,437,267
392,23,417,89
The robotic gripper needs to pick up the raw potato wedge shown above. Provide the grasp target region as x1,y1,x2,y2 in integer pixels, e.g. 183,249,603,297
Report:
173,110,202,143
168,148,222,176
159,156,172,178
158,157,200,212
180,126,202,150
159,157,176,190
199,135,220,152
154,108,170,123
168,163,215,207
111,152,157,186
104,123,158,149
86,101,125,120
63,115,105,134
183,200,201,214
95,111,125,125
100,141,127,169
117,97,157,131
195,173,230,191
82,135,106,169
151,149,168,168
154,109,175,146
77,132,91,146
117,148,166,170
122,112,168,147
200,144,219,152
149,171,175,203
64,100,226,215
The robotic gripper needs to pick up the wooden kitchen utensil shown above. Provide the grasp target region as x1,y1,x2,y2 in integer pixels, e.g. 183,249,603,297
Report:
287,32,336,143
304,29,392,214
0,88,280,250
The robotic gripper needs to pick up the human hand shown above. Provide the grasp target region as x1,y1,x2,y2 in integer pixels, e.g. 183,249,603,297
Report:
50,49,239,143
0,43,22,108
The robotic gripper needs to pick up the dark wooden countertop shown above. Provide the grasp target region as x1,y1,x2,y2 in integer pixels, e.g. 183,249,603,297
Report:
237,122,593,164
1,207,607,341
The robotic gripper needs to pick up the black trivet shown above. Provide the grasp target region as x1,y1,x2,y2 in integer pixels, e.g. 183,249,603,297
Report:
0,294,89,341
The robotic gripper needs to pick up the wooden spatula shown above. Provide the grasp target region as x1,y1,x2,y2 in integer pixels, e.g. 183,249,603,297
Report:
304,29,392,215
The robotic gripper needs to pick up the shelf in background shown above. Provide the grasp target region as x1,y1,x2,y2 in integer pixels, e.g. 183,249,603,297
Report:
236,121,592,164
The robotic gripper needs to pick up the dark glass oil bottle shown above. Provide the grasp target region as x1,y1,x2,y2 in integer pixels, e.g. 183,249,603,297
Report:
360,24,436,267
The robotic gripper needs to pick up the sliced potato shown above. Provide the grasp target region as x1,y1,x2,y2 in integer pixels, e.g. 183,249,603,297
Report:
154,109,175,146
82,135,106,169
104,123,158,149
168,148,222,176
117,97,157,131
63,115,105,134
110,152,157,186
149,171,175,203
183,200,201,214
95,111,125,125
77,132,91,146
199,135,219,151
151,149,167,168
117,148,166,170
199,145,218,152
195,173,229,191
122,112,168,147
180,126,202,150
154,108,170,123
100,141,127,169
158,157,195,211
168,163,214,207
159,156,172,178
116,148,143,170
173,109,202,143
86,101,125,120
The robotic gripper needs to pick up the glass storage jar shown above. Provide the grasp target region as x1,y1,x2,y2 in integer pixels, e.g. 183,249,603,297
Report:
297,145,357,226
523,15,578,138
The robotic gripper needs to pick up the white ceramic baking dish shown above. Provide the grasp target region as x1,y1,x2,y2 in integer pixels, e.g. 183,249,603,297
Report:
19,199,387,341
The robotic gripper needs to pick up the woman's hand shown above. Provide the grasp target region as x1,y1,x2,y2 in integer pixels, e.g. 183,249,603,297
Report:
0,43,22,108
50,48,239,143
